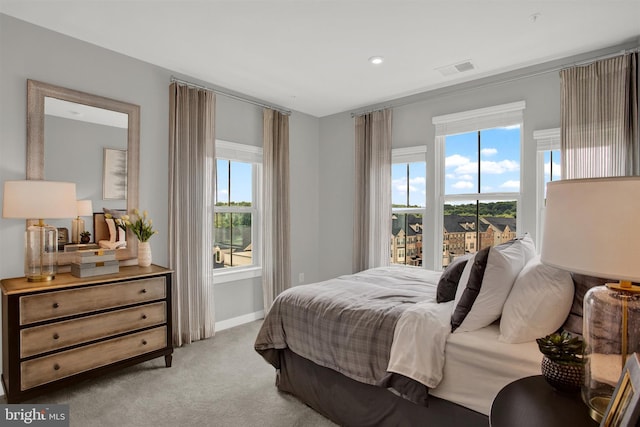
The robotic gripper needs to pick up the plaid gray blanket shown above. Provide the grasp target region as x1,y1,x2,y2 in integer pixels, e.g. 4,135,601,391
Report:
254,266,438,387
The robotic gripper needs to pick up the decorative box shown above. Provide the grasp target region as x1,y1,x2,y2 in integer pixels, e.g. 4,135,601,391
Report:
73,249,116,264
64,243,100,252
71,260,119,278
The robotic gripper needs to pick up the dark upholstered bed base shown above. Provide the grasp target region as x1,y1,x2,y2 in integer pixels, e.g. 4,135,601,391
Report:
276,349,489,427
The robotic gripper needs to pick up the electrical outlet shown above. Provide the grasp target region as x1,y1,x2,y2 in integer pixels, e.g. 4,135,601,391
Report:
298,273,305,284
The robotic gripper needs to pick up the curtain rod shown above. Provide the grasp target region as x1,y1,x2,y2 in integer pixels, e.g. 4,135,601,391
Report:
349,47,639,117
170,76,291,116
351,106,392,118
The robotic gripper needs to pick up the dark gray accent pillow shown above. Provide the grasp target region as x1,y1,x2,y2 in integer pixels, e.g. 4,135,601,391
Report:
437,255,472,303
450,246,491,332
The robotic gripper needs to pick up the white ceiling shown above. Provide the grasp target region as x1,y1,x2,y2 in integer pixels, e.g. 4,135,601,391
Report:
2,1,639,117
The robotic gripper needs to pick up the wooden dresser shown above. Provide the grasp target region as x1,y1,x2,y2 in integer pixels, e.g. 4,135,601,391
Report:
1,265,173,403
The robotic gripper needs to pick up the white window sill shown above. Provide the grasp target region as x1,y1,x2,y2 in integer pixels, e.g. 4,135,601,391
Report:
213,266,262,284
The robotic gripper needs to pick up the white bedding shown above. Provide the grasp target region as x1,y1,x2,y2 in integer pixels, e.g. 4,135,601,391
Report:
388,298,454,387
387,267,543,415
430,322,542,415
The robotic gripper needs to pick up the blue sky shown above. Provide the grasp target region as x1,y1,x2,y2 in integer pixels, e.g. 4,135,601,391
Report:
444,126,521,195
221,126,561,207
216,160,253,204
392,126,523,207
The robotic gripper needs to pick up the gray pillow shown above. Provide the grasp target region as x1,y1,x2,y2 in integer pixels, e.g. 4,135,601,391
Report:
103,207,127,219
437,255,472,303
450,246,491,332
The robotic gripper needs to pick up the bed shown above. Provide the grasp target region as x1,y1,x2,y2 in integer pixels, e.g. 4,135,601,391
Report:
255,235,587,426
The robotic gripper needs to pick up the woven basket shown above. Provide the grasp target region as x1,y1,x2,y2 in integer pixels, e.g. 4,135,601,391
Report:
541,356,584,392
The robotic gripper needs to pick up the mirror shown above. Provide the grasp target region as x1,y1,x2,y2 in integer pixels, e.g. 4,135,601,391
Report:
27,79,140,266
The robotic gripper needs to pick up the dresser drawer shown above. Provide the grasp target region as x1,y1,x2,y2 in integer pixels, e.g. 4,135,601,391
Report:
20,326,167,390
19,277,166,325
20,302,166,358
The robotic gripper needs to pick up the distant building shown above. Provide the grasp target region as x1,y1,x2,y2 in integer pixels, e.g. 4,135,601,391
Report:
391,214,516,268
391,214,423,266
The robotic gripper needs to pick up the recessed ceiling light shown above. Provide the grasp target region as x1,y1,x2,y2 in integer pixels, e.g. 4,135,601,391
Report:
369,56,384,65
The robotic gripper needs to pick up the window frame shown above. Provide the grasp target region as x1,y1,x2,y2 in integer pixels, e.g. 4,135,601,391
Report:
533,127,560,250
213,139,263,283
433,101,525,270
391,146,427,266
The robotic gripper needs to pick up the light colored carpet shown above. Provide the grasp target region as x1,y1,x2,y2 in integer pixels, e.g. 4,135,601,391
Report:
21,320,337,427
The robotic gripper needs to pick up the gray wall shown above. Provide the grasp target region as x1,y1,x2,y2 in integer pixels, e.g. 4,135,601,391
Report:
317,42,639,279
0,14,321,335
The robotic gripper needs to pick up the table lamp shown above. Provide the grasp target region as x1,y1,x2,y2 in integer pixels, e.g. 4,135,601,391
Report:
541,177,640,422
72,199,93,243
2,180,77,281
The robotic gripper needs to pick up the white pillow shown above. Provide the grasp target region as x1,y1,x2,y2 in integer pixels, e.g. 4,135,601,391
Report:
452,240,525,332
105,218,127,246
520,233,537,263
105,218,117,243
499,256,574,343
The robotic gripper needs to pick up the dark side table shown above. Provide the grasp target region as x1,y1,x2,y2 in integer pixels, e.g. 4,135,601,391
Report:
490,375,598,427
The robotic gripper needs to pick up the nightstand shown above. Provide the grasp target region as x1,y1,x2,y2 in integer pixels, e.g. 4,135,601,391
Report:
490,375,598,427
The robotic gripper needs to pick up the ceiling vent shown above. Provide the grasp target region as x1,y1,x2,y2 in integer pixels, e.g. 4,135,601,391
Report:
436,60,476,76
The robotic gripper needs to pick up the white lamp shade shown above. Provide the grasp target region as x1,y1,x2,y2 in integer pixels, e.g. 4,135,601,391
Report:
76,199,94,217
540,177,640,282
3,180,77,219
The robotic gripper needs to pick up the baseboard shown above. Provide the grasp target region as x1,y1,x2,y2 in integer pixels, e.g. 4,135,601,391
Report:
215,310,264,331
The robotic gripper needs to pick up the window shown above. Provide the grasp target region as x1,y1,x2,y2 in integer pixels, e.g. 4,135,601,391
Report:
434,101,524,269
213,140,262,281
391,147,426,266
534,128,561,248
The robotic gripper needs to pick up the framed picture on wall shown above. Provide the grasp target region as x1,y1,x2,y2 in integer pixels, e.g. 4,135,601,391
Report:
103,148,127,200
601,353,640,427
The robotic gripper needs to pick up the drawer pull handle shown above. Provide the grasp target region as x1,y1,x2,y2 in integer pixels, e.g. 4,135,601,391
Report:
52,303,59,309
141,289,147,294
53,364,60,371
53,333,59,340
141,314,147,320
142,340,148,345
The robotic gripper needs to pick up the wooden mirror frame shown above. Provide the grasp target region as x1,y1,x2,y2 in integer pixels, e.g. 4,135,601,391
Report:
26,79,140,266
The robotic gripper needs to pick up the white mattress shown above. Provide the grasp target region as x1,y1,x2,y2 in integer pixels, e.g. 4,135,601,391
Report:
430,322,542,415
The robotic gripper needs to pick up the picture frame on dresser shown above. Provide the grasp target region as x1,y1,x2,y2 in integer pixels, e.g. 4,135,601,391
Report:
1,265,173,403
601,353,640,427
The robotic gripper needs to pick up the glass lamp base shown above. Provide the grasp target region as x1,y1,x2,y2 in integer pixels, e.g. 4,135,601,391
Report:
587,396,610,422
25,223,58,282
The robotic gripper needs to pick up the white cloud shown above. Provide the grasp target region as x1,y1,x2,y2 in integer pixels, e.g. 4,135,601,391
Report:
454,161,479,175
481,148,498,156
393,176,425,193
458,174,474,181
445,154,470,168
218,189,228,196
445,173,456,179
452,181,474,189
478,159,519,174
544,161,562,178
500,180,520,189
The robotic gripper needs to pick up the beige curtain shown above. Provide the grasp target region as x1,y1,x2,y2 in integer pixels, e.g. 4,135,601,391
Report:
560,52,638,178
353,109,392,273
262,108,291,313
168,83,216,346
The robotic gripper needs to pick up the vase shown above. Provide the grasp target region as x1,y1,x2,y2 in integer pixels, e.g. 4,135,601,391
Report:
541,356,584,392
137,241,152,267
